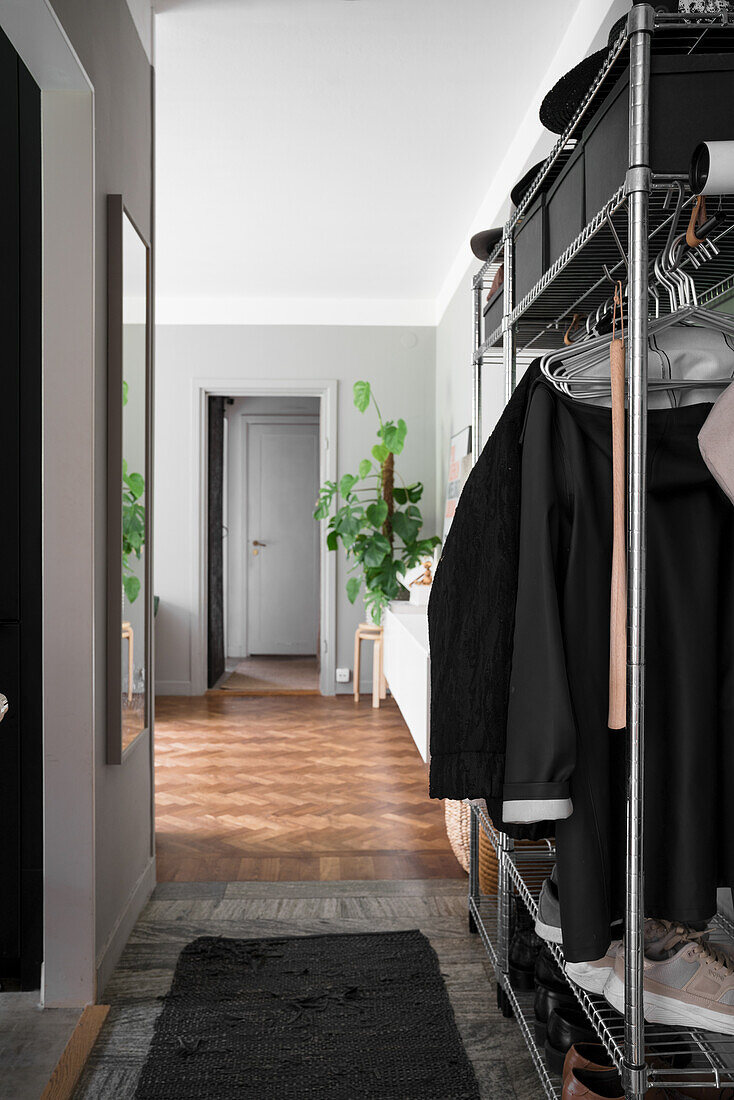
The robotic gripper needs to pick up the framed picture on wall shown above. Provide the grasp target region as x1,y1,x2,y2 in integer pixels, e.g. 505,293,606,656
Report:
442,425,472,542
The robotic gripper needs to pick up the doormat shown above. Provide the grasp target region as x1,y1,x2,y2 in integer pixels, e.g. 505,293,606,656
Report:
134,930,481,1099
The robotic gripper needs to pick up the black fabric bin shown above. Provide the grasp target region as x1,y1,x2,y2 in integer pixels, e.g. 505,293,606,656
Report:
483,288,503,346
584,52,734,221
546,142,585,269
514,193,547,306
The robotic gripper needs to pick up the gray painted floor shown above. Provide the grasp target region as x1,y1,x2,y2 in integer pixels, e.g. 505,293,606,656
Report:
74,880,544,1100
0,991,81,1099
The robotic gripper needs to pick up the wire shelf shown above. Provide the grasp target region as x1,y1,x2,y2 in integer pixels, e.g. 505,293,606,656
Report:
474,184,734,357
468,891,563,1100
471,9,734,350
471,806,734,1091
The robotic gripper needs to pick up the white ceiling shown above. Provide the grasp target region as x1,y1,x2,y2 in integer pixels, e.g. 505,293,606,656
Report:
154,0,595,324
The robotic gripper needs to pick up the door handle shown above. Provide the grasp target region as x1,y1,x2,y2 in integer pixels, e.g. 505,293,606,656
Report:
0,695,7,723
252,540,267,547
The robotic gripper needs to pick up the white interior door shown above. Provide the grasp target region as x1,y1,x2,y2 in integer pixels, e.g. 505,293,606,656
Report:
246,421,319,654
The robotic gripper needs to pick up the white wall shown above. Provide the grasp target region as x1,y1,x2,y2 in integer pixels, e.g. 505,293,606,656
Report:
155,324,436,695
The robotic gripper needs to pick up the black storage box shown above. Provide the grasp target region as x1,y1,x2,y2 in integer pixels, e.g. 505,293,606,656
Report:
483,287,504,345
545,142,585,269
514,192,547,306
584,52,734,221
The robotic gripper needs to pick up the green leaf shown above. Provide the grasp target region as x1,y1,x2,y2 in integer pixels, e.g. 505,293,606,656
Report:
334,509,362,540
391,510,420,544
372,443,389,464
353,380,371,413
123,574,140,603
382,418,407,454
346,576,361,604
124,471,145,499
393,487,407,504
326,530,338,551
405,504,422,519
363,533,390,567
122,380,129,407
358,458,372,480
365,500,388,528
406,482,424,503
339,473,359,498
364,588,387,625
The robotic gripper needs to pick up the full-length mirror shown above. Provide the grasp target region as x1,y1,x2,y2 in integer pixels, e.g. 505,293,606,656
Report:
107,195,152,763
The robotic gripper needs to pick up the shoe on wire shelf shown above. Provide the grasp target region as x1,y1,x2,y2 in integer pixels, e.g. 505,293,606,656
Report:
560,1065,734,1099
603,918,734,1035
565,941,623,995
535,865,563,943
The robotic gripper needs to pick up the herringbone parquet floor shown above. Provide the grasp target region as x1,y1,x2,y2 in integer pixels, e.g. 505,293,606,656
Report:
155,694,465,882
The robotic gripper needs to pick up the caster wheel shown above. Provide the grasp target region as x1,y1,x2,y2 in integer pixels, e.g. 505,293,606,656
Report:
497,983,513,1018
468,911,478,934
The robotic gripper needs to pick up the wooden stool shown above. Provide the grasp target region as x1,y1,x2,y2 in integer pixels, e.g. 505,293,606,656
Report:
354,622,387,708
122,620,134,703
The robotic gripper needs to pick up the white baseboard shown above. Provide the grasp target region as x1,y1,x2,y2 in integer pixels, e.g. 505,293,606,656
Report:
155,680,194,695
335,680,390,696
96,856,156,997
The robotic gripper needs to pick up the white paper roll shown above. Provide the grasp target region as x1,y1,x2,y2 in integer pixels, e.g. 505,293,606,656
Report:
690,140,734,196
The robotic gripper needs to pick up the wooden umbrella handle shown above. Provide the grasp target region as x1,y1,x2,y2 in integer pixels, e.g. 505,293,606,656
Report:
608,336,627,730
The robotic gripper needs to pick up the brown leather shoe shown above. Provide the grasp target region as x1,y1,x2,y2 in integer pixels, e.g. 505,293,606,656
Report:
563,1068,623,1099
562,1065,718,1099
562,1043,614,1083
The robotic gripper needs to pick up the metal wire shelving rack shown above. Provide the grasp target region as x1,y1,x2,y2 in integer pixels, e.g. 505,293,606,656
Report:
467,5,734,1098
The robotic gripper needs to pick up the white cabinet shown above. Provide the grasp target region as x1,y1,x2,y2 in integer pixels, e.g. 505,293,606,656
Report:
383,603,430,762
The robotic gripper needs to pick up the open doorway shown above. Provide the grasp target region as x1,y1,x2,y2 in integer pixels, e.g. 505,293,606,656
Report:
207,394,322,694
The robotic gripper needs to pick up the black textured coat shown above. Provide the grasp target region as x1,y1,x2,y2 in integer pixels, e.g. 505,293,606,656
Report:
428,364,550,839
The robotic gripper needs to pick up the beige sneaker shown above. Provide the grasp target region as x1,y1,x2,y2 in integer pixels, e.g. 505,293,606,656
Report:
603,920,734,1035
565,941,623,995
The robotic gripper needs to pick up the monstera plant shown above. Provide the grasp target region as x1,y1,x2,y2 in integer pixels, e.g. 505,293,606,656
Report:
122,380,145,604
314,381,440,624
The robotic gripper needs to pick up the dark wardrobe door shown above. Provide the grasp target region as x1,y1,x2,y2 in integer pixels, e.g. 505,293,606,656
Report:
0,27,42,990
207,397,226,688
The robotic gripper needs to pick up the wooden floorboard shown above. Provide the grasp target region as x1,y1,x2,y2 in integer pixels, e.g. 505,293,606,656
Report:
155,694,464,882
40,1005,109,1100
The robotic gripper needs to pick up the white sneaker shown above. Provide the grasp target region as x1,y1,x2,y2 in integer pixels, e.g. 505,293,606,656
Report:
603,920,734,1035
565,941,622,995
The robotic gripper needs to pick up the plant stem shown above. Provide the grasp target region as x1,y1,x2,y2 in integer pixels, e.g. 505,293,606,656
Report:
382,451,394,544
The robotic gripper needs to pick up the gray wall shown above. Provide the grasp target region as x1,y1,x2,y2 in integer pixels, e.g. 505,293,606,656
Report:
48,0,154,988
155,324,437,694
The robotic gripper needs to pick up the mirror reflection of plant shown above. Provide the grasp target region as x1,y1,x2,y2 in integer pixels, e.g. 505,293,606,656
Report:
122,379,145,604
314,381,440,624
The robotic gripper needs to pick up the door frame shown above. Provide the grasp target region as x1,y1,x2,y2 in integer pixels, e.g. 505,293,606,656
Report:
192,379,337,696
0,0,97,1006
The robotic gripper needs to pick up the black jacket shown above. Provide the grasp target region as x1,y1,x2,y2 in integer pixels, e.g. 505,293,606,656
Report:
504,381,734,960
428,364,550,839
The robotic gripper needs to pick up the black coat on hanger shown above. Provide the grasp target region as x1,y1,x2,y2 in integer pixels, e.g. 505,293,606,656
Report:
428,362,551,841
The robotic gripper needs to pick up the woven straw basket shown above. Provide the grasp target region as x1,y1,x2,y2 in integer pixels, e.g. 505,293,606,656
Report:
444,799,549,897
444,799,472,873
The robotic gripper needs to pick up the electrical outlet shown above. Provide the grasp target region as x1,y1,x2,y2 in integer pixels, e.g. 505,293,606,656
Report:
335,668,351,683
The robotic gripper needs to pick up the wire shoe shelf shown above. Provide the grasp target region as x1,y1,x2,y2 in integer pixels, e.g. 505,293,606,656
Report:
467,8,734,1098
469,803,734,1095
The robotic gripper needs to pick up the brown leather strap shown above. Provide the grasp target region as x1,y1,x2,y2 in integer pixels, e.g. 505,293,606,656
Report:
563,313,582,346
686,194,708,248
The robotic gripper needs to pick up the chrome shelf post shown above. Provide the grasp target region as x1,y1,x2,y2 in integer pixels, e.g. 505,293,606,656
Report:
623,6,652,1097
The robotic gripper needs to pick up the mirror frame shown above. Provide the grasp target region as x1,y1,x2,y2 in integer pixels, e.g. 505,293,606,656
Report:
107,194,152,764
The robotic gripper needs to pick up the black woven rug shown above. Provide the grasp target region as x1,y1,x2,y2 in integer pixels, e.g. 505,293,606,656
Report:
134,929,481,1099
